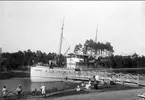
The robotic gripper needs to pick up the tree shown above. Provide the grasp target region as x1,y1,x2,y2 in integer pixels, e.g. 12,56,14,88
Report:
74,39,114,55
74,43,83,53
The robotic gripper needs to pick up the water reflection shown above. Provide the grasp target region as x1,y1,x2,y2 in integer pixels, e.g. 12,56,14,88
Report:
0,78,67,92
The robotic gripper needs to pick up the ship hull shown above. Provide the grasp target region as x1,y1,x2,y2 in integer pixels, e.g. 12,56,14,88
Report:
30,66,68,82
30,65,94,82
30,76,64,82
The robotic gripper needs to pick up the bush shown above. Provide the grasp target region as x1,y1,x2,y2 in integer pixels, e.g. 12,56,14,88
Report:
110,81,116,85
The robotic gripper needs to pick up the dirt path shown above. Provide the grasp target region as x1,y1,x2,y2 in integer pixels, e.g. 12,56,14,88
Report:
49,88,144,100
25,87,145,100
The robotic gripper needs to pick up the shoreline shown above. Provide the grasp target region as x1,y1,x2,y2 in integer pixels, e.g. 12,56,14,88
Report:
1,82,143,100
44,87,145,100
0,70,30,79
0,80,81,100
24,83,144,100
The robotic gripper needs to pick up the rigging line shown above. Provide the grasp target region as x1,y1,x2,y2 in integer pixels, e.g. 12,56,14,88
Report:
62,35,70,48
62,36,71,55
64,46,70,55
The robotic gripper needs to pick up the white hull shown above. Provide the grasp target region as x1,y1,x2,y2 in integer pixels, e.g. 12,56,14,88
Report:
31,66,68,82
30,65,93,82
31,76,64,82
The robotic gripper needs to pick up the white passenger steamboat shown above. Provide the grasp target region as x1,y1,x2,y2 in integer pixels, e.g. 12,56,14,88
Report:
30,20,110,82
30,53,99,82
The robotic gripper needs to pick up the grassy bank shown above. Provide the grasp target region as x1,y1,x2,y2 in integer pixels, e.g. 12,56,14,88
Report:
0,81,81,100
24,83,144,100
0,70,30,79
48,83,142,98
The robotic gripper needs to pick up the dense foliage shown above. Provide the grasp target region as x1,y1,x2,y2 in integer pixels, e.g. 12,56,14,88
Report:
0,49,65,71
0,39,145,72
74,39,114,54
0,50,145,72
99,53,145,69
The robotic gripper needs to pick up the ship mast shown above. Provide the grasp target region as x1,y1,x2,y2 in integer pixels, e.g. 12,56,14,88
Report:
59,18,64,55
95,24,98,43
94,24,98,58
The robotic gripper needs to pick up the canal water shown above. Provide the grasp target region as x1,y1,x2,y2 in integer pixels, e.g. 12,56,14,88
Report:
0,78,72,92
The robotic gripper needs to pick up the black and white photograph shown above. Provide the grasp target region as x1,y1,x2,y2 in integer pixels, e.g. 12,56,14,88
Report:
0,1,145,100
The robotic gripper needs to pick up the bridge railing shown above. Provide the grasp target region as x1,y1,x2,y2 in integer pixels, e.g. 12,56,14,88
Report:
75,70,140,85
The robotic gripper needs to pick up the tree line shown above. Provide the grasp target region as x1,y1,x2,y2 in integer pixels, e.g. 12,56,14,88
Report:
0,39,145,72
98,53,145,68
99,53,145,74
0,49,65,71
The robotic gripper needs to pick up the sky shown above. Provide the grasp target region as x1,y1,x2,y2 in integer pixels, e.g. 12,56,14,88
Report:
0,1,145,55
